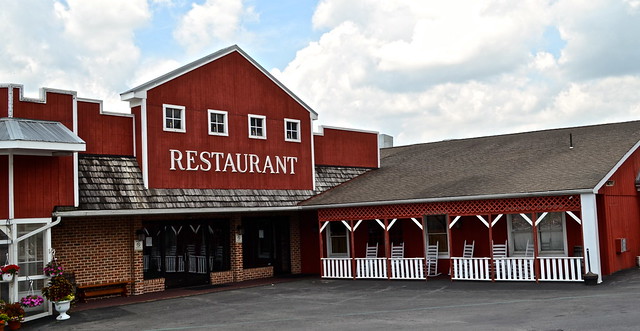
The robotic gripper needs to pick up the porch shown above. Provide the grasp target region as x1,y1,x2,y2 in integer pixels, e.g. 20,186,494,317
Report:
317,195,595,283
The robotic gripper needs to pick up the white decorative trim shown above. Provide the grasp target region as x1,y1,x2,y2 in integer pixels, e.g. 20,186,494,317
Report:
449,216,461,229
492,214,504,227
519,213,533,226
411,217,423,230
141,99,149,188
7,85,13,117
375,219,385,230
162,104,186,133
593,139,640,193
566,211,582,225
314,125,379,136
248,114,267,139
119,45,318,119
534,212,548,226
284,118,301,142
387,218,398,230
353,220,363,231
341,220,351,232
207,109,229,136
73,95,79,207
319,221,329,233
475,215,489,228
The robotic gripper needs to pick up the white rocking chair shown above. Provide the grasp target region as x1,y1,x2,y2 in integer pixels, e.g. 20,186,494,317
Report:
366,243,378,258
426,241,440,277
463,240,475,258
391,243,404,258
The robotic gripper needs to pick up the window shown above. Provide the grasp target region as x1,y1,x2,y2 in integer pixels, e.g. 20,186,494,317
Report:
284,118,301,142
425,215,448,257
326,222,349,257
208,110,228,136
248,114,266,139
507,213,567,256
163,104,186,132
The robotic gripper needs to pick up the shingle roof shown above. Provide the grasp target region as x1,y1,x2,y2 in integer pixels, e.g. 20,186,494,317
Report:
302,120,640,206
77,155,369,211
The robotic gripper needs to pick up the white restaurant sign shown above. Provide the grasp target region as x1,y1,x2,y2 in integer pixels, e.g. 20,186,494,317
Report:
169,149,298,174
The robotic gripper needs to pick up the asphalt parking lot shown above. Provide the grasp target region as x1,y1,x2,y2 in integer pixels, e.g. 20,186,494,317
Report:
27,268,640,330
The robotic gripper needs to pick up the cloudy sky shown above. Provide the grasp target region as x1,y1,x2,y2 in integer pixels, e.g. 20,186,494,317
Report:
2,0,640,146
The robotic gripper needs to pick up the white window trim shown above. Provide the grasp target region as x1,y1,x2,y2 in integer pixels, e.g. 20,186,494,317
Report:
248,114,267,139
284,118,301,142
424,215,449,258
326,223,350,258
507,213,568,257
163,104,186,133
208,109,229,136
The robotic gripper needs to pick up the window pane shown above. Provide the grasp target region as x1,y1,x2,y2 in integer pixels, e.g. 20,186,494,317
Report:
510,214,532,252
538,212,564,251
425,215,448,254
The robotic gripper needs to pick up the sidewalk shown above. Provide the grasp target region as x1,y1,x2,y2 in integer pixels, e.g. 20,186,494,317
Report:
70,274,315,312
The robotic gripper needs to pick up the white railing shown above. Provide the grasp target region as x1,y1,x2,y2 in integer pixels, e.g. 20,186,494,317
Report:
495,257,535,281
538,257,583,282
452,257,491,281
189,256,208,274
390,258,425,280
322,258,353,278
356,258,387,279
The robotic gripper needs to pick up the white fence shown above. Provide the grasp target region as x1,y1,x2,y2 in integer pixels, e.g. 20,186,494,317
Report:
538,257,583,281
322,258,352,278
494,257,536,281
356,258,388,279
451,257,491,281
391,258,426,280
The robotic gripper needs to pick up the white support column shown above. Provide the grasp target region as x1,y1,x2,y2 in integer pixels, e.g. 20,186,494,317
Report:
580,193,602,283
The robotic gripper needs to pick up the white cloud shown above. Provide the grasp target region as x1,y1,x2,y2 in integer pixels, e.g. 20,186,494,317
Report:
173,0,258,54
277,0,640,145
0,0,150,113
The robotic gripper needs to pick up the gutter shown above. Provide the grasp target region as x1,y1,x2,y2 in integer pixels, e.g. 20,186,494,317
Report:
53,206,301,218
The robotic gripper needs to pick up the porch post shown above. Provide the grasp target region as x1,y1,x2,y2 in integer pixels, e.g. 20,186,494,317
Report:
318,220,325,278
349,220,356,280
531,213,540,282
580,193,603,283
445,215,453,280
384,219,391,280
422,216,429,282
488,217,495,282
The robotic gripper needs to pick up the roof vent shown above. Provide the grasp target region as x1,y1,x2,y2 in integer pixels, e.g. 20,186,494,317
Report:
569,133,573,149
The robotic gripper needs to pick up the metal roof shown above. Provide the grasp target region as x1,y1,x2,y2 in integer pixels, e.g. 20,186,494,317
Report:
0,117,85,154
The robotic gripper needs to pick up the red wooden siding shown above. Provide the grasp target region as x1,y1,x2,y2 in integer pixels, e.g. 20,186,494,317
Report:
143,51,313,190
300,211,320,274
597,147,640,274
13,155,74,218
314,127,379,168
11,88,74,128
0,88,7,117
78,101,134,156
0,156,7,219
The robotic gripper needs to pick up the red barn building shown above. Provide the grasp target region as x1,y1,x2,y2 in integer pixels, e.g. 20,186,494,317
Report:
1,45,640,321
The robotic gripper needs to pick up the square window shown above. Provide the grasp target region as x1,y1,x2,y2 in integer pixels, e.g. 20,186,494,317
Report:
163,104,186,133
248,114,266,139
284,118,301,142
208,110,228,136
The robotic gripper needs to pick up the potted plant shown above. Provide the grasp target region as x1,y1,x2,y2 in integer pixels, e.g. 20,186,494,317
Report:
0,313,8,331
41,275,74,320
2,303,24,330
19,295,44,308
43,260,64,277
0,265,19,282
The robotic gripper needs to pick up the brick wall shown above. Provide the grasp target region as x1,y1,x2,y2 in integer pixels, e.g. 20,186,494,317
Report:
143,278,165,293
52,217,135,291
290,216,301,274
210,271,234,285
241,266,274,281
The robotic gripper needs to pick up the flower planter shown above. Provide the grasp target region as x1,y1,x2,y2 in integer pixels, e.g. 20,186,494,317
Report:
1,274,13,282
54,300,71,320
6,321,19,330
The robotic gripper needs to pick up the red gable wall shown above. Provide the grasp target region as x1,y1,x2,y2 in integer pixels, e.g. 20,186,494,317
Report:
314,127,379,168
78,100,134,156
143,51,314,190
0,88,7,117
8,88,76,217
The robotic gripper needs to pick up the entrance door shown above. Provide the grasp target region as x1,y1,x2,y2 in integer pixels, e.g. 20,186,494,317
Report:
142,220,230,289
242,217,291,275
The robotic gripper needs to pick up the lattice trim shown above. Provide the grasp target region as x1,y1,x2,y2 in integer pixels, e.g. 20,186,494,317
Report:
318,195,581,221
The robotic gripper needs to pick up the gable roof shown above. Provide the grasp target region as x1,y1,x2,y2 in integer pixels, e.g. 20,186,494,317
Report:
120,45,318,119
302,120,640,207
